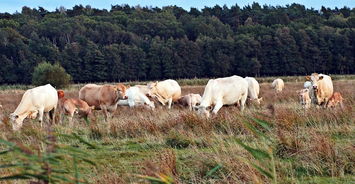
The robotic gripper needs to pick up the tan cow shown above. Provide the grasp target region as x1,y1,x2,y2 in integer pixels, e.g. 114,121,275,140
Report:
271,78,284,93
245,77,262,104
178,93,202,111
326,92,344,108
147,79,181,109
306,73,333,107
57,90,94,125
297,89,311,109
79,83,128,120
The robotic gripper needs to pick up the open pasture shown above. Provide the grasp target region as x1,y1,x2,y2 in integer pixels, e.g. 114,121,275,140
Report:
0,79,354,183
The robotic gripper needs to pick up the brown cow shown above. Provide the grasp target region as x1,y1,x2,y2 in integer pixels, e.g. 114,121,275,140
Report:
57,90,93,125
79,84,128,120
326,92,344,108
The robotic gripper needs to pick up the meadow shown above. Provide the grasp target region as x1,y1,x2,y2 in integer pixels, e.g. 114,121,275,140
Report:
0,77,354,183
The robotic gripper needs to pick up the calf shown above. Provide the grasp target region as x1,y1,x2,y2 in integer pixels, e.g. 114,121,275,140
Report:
178,93,202,111
57,90,93,125
297,89,311,109
326,92,344,108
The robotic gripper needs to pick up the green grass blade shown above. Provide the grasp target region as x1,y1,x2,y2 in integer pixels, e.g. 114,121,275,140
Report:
235,139,271,160
205,164,223,178
251,163,274,179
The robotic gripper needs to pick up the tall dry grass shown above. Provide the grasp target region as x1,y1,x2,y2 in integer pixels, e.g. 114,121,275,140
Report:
0,79,354,183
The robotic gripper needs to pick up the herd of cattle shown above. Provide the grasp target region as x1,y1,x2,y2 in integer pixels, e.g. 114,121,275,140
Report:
4,73,343,131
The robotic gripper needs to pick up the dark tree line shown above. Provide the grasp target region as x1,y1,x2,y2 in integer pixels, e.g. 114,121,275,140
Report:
0,3,354,84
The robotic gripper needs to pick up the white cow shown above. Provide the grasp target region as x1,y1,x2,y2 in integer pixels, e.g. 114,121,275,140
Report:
118,86,155,109
10,84,58,131
245,77,262,104
178,93,202,111
196,75,248,117
306,73,333,107
271,78,284,93
147,79,181,109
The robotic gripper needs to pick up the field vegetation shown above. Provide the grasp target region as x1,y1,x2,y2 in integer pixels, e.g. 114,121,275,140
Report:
0,77,354,183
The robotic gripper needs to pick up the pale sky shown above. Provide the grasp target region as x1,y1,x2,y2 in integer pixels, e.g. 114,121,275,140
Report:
0,0,354,13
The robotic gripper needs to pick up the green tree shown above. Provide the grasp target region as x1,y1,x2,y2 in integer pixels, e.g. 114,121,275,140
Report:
32,62,72,88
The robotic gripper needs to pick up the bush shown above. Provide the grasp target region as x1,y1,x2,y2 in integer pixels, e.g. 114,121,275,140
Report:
32,62,72,88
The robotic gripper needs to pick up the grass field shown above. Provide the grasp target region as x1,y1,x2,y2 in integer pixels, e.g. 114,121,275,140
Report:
0,77,354,183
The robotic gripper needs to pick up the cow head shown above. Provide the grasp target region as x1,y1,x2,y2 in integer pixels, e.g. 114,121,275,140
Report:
57,90,65,99
9,113,23,131
195,105,212,118
114,83,128,99
306,73,324,91
147,81,158,96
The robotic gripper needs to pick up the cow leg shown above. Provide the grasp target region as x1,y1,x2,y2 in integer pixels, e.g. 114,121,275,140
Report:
240,93,248,112
51,107,56,124
100,105,109,121
168,98,173,109
212,101,223,115
128,100,135,108
38,107,45,127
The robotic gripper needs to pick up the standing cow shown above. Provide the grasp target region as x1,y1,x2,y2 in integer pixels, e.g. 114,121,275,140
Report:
245,77,262,104
196,75,248,118
306,73,333,107
79,83,128,120
147,79,181,109
271,78,284,93
10,84,58,131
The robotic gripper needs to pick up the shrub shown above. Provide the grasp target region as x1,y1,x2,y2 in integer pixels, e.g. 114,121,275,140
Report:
32,62,72,88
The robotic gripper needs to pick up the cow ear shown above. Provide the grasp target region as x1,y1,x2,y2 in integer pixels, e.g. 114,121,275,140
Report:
319,76,324,80
305,76,311,81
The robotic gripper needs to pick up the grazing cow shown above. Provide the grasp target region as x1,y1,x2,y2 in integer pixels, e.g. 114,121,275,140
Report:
297,89,311,109
147,79,181,109
178,93,202,111
245,77,262,104
57,90,94,124
271,78,284,93
196,75,248,117
326,92,344,108
306,73,333,107
9,84,58,131
79,83,128,120
118,86,155,109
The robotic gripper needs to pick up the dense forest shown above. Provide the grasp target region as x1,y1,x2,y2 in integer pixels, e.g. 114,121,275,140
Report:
0,3,354,84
